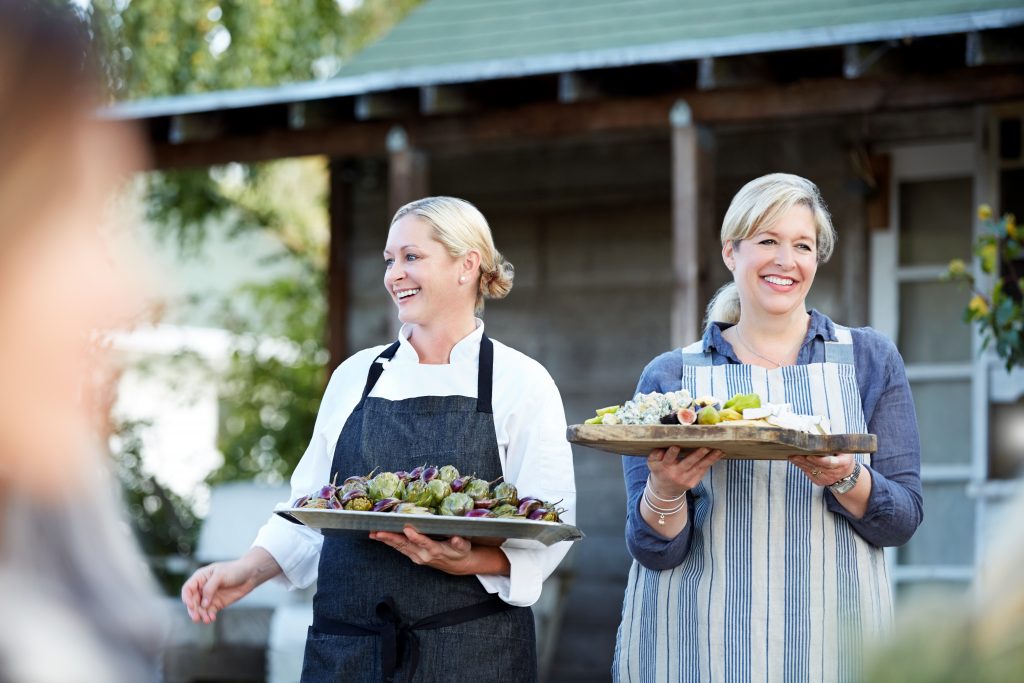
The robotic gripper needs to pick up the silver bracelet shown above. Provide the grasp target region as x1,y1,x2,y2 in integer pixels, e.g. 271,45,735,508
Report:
645,476,687,503
642,490,686,526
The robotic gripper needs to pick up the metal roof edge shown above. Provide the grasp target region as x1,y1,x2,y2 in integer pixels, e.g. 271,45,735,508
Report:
101,8,1024,122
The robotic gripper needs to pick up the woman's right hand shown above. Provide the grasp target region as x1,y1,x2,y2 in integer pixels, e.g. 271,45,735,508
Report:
181,560,257,624
181,548,283,624
647,446,723,497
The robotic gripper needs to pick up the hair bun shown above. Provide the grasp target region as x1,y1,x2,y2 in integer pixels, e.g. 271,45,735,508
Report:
482,257,514,300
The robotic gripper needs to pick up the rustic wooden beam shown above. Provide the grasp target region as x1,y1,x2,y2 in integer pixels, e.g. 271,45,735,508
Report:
167,113,226,143
557,72,606,103
420,84,478,116
670,100,715,348
966,29,1024,67
843,42,898,79
148,69,1024,170
327,159,356,371
697,55,774,91
355,92,417,121
151,122,390,169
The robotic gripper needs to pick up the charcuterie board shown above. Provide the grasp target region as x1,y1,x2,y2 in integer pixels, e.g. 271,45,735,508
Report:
567,423,876,460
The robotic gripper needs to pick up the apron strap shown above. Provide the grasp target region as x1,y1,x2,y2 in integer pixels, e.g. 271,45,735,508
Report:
824,324,855,365
312,595,515,683
476,333,494,414
354,341,402,411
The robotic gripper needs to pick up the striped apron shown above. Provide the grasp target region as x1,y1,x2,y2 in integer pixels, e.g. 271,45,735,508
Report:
614,326,892,683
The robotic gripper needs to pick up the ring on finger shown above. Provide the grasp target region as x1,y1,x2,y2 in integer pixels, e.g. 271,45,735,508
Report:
811,469,821,477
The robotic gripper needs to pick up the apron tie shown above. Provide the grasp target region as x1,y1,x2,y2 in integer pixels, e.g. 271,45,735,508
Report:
313,594,516,683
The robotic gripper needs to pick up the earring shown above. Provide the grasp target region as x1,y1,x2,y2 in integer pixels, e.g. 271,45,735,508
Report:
459,277,465,283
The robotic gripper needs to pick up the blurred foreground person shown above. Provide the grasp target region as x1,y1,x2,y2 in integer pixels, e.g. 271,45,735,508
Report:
0,2,163,681
866,488,1024,682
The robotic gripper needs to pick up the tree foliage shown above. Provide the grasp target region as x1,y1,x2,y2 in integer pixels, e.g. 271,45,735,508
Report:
946,206,1024,371
78,0,421,578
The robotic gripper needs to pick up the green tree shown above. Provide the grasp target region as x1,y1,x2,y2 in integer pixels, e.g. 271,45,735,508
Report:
81,0,421,585
946,206,1024,371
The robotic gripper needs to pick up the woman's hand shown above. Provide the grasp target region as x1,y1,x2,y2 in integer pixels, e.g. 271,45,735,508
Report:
647,446,723,497
641,446,723,539
181,547,282,624
371,527,510,576
789,453,855,487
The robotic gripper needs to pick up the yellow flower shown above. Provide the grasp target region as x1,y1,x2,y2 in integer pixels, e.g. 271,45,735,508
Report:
947,259,967,277
968,294,990,318
980,242,998,274
1007,214,1018,240
978,204,993,221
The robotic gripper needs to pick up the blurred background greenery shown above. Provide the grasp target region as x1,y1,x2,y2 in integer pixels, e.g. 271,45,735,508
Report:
74,0,421,591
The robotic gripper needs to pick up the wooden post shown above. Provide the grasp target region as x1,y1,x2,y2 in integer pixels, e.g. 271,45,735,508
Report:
386,126,429,339
670,100,715,348
387,126,430,215
327,159,356,371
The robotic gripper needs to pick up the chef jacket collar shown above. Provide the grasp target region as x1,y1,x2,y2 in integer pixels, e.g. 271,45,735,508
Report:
395,318,485,364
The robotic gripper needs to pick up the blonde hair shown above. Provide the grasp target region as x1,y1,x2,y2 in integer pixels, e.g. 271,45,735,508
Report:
705,173,836,330
391,196,514,313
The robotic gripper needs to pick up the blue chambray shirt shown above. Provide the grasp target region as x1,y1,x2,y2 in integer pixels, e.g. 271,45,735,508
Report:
623,309,924,570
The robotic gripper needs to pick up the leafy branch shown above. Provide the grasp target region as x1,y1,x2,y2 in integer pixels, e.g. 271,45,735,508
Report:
945,205,1024,371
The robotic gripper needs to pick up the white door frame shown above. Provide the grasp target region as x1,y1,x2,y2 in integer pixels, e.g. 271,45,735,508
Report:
869,140,982,591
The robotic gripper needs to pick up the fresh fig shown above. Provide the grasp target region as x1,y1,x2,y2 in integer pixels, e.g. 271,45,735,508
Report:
677,408,698,425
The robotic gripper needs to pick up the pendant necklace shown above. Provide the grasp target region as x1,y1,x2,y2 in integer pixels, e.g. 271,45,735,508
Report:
733,326,798,368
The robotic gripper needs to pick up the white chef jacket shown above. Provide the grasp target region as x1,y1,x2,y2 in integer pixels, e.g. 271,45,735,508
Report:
252,320,576,607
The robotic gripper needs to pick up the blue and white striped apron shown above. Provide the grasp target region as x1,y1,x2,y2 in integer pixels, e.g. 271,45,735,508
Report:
614,326,892,683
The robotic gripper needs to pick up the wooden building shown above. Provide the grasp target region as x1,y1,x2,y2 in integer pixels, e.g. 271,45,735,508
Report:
107,1,1024,680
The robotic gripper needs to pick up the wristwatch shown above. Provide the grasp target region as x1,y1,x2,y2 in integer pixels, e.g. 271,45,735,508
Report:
828,461,861,495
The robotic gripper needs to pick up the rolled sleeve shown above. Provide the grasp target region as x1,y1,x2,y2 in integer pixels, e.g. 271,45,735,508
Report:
484,362,576,606
252,512,323,589
827,333,924,547
477,541,572,607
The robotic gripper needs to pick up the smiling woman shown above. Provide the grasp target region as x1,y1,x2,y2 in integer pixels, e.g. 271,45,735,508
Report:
614,173,924,682
182,196,575,683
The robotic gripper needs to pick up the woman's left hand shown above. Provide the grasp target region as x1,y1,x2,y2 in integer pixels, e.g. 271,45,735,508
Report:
789,453,855,487
371,527,474,575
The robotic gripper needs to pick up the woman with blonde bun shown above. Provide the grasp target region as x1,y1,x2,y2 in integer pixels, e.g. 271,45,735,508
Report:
183,196,576,682
614,174,923,682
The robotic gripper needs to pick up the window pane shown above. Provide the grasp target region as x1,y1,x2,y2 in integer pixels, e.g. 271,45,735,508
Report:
897,482,974,566
898,178,972,266
910,380,972,465
898,281,972,363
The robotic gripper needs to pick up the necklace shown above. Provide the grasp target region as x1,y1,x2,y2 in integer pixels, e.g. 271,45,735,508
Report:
733,326,797,368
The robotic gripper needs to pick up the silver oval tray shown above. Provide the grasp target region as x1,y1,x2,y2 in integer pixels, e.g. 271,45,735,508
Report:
277,509,584,546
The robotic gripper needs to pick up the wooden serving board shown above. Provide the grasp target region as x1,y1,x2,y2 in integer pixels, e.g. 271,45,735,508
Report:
566,423,877,460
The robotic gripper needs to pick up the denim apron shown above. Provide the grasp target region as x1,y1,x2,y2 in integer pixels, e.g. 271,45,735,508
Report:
614,325,892,683
300,334,538,683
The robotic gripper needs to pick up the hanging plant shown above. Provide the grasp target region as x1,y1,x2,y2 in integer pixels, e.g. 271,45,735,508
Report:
945,205,1023,371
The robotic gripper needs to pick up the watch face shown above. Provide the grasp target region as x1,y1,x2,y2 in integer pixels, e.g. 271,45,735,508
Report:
829,463,860,494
